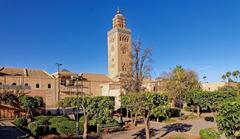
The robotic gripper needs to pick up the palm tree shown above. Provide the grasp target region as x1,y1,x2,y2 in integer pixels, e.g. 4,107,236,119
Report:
222,75,227,82
226,72,232,82
203,76,207,83
232,70,240,82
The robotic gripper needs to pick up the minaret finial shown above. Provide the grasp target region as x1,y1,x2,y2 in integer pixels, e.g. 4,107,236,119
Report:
117,7,121,14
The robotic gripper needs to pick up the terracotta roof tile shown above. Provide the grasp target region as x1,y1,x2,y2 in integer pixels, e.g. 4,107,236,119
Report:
0,67,53,78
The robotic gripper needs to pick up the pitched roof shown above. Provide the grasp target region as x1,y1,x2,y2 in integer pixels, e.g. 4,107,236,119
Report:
82,73,112,82
0,67,53,79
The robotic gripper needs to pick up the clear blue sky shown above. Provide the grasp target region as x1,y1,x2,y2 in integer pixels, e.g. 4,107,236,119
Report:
1,0,240,82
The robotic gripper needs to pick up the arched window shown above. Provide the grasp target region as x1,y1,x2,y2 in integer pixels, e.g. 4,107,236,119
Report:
25,83,29,86
48,84,51,89
122,47,127,54
122,64,127,72
36,83,40,88
12,83,16,85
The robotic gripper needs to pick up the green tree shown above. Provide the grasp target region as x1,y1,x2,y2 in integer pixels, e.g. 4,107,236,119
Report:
185,90,237,118
123,93,169,139
226,71,232,82
222,75,227,82
121,93,142,126
217,98,240,138
19,96,42,119
88,96,115,134
232,70,240,82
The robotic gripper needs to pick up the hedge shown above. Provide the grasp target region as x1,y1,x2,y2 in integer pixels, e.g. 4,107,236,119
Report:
34,115,53,125
199,128,221,139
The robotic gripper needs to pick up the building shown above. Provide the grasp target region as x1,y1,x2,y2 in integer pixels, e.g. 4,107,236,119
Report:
0,9,132,109
107,9,132,81
0,67,57,107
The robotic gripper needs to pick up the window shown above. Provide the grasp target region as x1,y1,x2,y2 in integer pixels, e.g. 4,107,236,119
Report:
48,84,51,89
12,83,16,85
36,83,40,88
122,64,127,72
122,47,127,54
25,83,29,86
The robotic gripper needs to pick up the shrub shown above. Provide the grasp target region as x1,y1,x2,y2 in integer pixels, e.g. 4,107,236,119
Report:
49,116,69,130
28,121,49,137
34,115,52,125
55,120,76,136
166,108,180,117
199,128,221,139
217,98,240,138
49,116,69,125
14,117,28,127
49,116,81,136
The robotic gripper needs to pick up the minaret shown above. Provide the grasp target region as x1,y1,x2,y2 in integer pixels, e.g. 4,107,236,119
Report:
107,9,132,80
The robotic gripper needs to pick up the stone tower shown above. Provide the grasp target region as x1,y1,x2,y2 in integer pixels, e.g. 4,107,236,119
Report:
108,9,132,80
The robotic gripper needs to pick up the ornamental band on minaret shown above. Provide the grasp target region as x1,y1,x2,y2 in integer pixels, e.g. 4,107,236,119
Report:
107,9,132,81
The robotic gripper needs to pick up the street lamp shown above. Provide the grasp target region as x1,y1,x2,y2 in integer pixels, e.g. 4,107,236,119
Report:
55,63,62,103
72,73,84,136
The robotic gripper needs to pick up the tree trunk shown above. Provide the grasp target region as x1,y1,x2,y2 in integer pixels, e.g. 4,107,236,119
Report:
97,124,100,135
62,107,65,116
131,113,133,123
133,114,137,126
126,108,129,118
144,116,150,139
197,106,201,117
212,110,216,123
83,113,88,139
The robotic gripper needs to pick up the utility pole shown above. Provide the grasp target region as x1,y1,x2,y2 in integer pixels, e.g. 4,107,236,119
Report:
55,63,62,103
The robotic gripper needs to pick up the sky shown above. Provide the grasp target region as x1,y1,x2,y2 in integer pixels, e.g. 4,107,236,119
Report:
0,0,240,82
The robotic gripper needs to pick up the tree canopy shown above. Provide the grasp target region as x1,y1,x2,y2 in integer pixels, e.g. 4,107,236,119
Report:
160,65,201,103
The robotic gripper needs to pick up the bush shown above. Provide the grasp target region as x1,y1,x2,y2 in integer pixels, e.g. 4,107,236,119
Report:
49,116,69,130
55,120,76,136
34,115,52,125
166,108,180,117
49,116,80,136
199,128,221,139
14,117,28,127
28,121,50,137
49,116,69,125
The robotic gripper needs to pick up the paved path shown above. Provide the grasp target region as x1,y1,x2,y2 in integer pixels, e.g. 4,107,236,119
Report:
0,120,28,139
104,118,217,139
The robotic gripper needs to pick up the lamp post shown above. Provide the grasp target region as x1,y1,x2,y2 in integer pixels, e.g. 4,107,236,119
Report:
55,63,62,103
73,73,84,136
